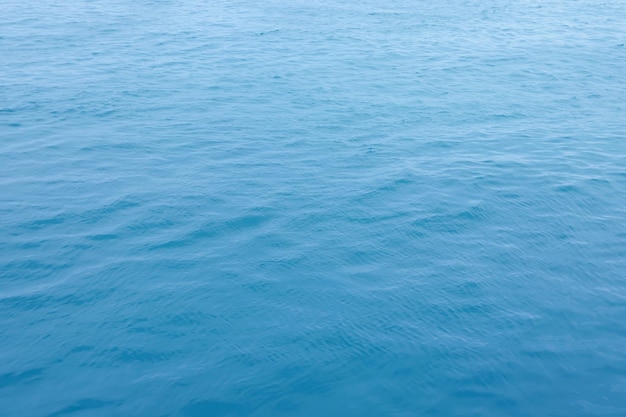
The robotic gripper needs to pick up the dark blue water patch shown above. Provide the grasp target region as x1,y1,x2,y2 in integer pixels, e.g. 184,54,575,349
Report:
44,399,118,417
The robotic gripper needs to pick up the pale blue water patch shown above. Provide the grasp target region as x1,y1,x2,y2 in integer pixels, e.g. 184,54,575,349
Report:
2,0,626,416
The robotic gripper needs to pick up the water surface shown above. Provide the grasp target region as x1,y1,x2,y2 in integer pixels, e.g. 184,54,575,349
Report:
2,1,626,416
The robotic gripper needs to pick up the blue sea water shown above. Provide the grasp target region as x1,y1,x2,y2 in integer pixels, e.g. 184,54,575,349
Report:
2,0,626,415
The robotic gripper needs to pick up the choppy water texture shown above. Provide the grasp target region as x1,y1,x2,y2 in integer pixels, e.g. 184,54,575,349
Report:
2,0,626,416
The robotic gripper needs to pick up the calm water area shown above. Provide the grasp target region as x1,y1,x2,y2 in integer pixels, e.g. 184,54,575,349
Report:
2,1,626,416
